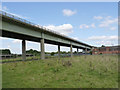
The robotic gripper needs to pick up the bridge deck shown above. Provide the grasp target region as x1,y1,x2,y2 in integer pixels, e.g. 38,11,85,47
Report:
0,11,94,60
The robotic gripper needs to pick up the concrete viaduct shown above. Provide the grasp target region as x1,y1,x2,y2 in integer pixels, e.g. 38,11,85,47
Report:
0,11,93,60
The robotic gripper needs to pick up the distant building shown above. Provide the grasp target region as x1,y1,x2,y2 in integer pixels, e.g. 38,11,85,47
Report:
92,46,120,55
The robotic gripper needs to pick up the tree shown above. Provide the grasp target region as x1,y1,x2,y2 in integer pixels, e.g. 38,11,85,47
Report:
51,52,55,56
26,49,40,56
0,49,11,55
74,51,77,54
101,45,105,47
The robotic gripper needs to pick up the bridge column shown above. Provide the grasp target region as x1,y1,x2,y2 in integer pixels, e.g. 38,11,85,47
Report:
91,47,94,51
91,47,94,55
85,48,87,54
77,48,79,54
58,45,60,59
41,38,45,59
22,39,26,61
70,44,73,57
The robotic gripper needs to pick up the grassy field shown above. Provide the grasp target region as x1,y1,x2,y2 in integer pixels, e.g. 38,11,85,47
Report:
0,55,58,63
2,55,118,88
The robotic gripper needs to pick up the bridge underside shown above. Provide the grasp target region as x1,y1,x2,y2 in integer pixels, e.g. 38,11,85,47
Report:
1,12,93,60
1,30,87,50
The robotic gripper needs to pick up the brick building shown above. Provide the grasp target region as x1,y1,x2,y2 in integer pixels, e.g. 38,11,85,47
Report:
92,46,120,55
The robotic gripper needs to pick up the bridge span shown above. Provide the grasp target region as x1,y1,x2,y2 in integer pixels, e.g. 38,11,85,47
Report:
0,11,94,60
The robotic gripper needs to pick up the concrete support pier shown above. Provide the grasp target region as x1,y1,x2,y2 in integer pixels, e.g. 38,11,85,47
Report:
58,45,60,59
91,47,94,55
77,48,79,54
91,47,94,51
85,48,87,54
41,38,45,59
70,44,73,57
22,39,26,61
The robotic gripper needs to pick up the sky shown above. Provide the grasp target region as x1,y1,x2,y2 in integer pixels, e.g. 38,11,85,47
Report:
0,2,118,54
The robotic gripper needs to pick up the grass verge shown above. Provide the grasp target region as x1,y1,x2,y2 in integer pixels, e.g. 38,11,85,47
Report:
2,55,118,88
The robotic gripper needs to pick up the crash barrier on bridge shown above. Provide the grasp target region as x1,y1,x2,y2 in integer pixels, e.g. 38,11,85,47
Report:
1,11,79,42
1,10,93,61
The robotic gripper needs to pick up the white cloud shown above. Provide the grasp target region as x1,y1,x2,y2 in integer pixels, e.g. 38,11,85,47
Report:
95,41,113,45
110,27,117,30
1,5,28,19
45,44,57,52
79,23,95,29
0,37,5,40
80,24,88,29
12,40,39,45
88,35,118,41
2,6,9,11
0,5,9,11
12,39,21,43
99,17,118,28
87,35,118,46
8,45,10,48
26,41,39,51
93,16,103,20
44,24,73,35
93,16,118,30
72,37,79,40
62,9,77,16
0,4,1,10
91,23,95,28
0,37,9,40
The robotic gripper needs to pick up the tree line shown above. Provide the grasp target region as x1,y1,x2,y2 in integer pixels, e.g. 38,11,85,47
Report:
0,49,11,55
0,49,80,56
